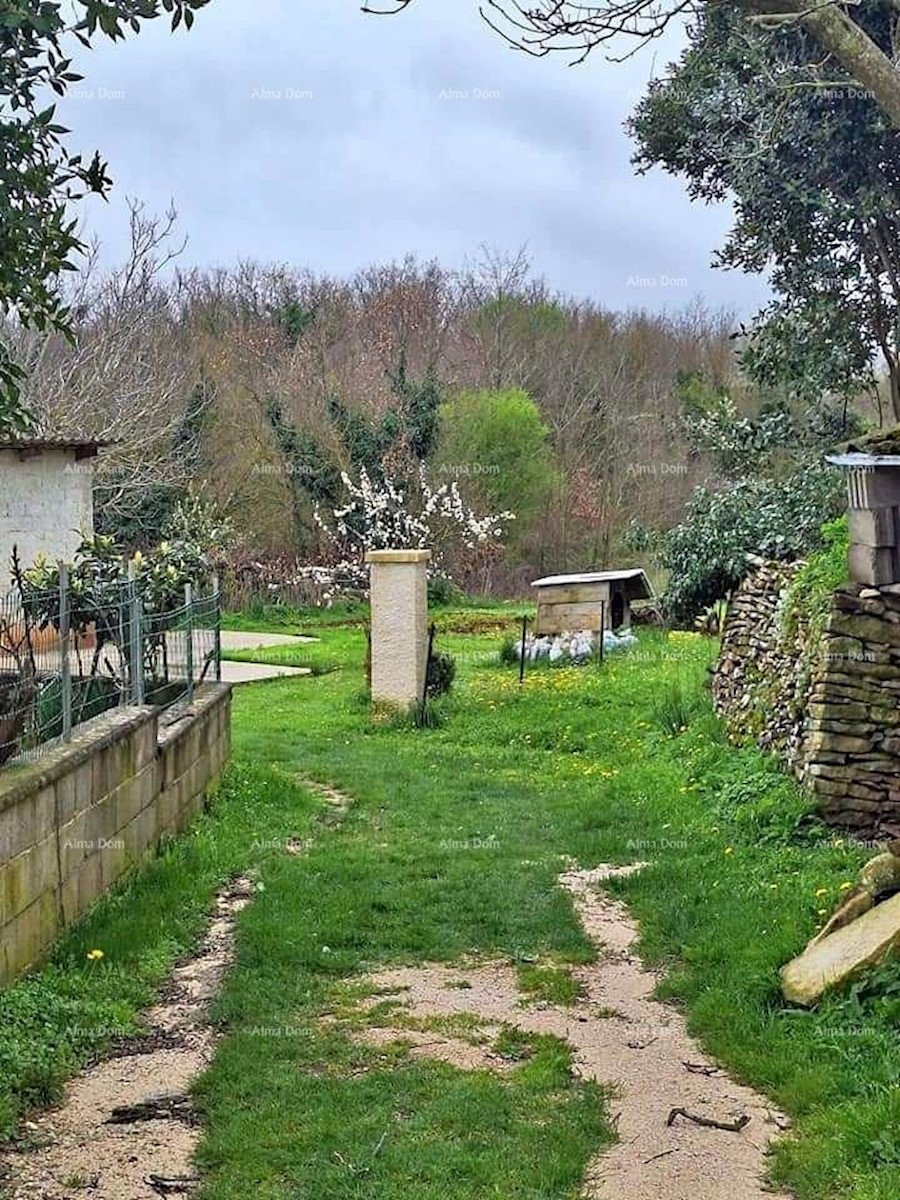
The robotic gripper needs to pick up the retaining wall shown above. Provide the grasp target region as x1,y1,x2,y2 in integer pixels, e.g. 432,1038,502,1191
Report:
0,682,231,985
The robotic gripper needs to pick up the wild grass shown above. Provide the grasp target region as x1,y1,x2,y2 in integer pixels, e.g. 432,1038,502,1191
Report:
2,616,898,1198
0,765,319,1138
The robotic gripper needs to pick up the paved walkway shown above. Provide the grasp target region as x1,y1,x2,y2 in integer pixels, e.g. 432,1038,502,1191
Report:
220,631,318,650
219,630,318,685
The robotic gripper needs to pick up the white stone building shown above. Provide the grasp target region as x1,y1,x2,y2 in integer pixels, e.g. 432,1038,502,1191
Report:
0,440,99,581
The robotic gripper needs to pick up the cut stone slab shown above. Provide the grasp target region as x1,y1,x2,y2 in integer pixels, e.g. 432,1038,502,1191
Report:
781,891,900,1006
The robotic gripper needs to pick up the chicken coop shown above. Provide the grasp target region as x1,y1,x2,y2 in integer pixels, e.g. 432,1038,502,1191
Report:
531,569,654,635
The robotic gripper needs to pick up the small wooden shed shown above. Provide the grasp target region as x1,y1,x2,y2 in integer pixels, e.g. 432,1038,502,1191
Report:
531,569,654,635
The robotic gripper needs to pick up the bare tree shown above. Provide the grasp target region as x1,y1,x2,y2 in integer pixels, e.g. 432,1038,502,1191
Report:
364,0,900,132
10,200,203,533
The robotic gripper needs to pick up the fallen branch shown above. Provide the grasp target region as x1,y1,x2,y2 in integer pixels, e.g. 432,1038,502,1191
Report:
682,1061,723,1076
666,1107,750,1133
145,1176,200,1197
105,1094,196,1125
643,1147,678,1164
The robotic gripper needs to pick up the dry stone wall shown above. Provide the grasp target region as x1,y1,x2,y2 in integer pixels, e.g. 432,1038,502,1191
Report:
806,585,900,833
713,563,900,837
712,559,809,767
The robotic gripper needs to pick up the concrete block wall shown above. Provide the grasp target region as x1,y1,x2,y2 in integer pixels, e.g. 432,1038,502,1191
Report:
0,682,231,985
0,447,93,571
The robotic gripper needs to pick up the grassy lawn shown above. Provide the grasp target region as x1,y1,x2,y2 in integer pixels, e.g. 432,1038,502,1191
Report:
3,615,900,1198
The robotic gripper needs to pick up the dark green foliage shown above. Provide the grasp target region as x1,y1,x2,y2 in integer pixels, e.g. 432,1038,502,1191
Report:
426,649,456,698
272,298,316,346
0,0,207,422
498,635,519,666
265,395,343,541
326,392,401,477
264,345,449,549
35,675,119,742
630,5,900,414
389,352,442,461
643,369,854,622
426,572,463,607
659,464,845,624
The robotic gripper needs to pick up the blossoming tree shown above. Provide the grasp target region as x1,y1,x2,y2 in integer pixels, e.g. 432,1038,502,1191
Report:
314,466,515,584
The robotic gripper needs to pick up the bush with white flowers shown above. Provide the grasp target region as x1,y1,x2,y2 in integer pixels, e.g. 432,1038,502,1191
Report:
314,466,515,566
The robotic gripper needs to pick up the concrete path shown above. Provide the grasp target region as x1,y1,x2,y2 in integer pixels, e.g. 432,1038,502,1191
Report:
219,629,318,685
220,660,313,685
219,631,318,650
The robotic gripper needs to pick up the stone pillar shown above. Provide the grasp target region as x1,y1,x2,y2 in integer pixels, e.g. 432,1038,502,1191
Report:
846,466,900,585
365,549,431,706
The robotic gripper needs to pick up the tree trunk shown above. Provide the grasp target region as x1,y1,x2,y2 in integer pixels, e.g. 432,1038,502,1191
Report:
890,357,900,424
739,0,900,129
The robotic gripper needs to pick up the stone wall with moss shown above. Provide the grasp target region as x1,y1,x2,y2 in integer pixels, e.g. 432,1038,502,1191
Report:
714,563,900,836
712,558,810,767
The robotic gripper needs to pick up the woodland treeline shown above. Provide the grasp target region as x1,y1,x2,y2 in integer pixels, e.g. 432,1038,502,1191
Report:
7,206,872,598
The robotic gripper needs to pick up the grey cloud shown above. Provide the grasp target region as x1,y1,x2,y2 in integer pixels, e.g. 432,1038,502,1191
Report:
58,0,769,315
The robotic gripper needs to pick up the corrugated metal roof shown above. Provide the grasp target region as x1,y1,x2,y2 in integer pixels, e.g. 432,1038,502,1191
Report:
827,453,900,468
531,569,654,598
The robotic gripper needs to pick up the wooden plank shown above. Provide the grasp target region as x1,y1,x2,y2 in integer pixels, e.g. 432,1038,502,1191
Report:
532,583,611,606
535,601,606,635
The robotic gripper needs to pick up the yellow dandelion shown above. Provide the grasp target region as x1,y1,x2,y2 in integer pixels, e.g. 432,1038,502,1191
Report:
815,888,828,898
86,949,104,962
724,846,734,856
839,882,855,891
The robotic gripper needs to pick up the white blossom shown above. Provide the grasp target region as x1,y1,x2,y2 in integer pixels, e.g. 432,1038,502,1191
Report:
314,466,515,567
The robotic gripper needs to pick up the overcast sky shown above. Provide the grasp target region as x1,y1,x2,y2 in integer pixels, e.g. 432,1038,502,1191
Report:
59,0,769,317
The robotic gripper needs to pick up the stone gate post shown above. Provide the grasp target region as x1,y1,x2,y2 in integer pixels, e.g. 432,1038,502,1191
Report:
365,549,431,706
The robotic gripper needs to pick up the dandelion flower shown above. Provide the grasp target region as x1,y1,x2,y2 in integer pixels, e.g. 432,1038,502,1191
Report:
86,949,104,962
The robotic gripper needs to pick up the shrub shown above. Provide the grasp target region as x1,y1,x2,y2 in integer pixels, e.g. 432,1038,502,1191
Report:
436,388,557,538
426,650,456,698
713,766,823,845
651,673,708,735
498,636,519,666
780,516,849,644
427,572,463,607
659,463,844,624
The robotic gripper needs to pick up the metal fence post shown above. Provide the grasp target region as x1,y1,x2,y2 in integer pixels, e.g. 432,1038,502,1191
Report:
128,563,144,706
185,582,194,703
58,562,72,740
212,573,222,683
518,613,528,685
